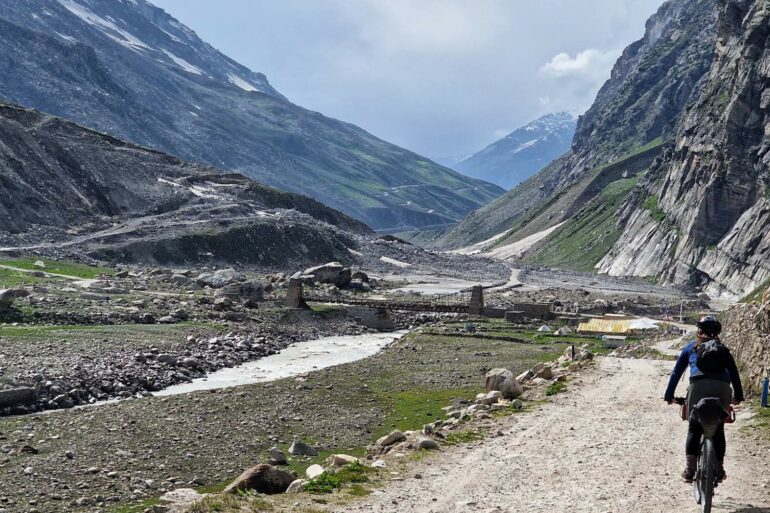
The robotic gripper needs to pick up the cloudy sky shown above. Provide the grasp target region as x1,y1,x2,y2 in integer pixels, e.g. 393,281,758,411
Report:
152,0,665,159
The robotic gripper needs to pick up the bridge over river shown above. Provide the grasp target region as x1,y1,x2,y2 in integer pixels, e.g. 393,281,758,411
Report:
283,279,522,317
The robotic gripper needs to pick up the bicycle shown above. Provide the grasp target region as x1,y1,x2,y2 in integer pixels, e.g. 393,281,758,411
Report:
674,397,735,513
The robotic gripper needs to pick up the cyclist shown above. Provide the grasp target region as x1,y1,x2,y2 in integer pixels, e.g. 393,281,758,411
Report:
664,315,744,483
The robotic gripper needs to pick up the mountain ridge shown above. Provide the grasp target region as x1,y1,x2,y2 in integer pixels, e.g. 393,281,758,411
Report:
0,0,503,232
451,112,576,190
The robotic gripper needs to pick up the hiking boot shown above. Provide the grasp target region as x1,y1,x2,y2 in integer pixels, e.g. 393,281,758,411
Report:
682,455,696,483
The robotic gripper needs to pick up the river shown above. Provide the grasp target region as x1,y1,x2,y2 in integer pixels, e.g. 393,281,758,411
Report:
154,330,408,396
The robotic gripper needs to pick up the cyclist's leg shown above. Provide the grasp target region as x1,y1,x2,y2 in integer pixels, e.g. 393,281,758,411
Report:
714,423,727,481
684,418,701,481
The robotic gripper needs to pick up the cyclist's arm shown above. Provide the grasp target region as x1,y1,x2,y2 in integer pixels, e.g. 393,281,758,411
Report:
726,352,744,403
664,346,690,401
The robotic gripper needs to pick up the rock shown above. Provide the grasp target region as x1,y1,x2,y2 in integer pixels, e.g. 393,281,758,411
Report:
218,280,265,302
196,269,244,289
377,430,406,447
328,454,359,467
213,297,232,311
268,447,288,465
288,440,318,457
516,370,534,382
576,350,594,362
32,260,46,269
535,365,553,380
159,488,202,508
511,399,524,410
223,464,296,495
415,438,440,451
477,390,502,405
0,288,29,311
157,315,176,324
157,354,178,366
372,459,386,469
170,274,194,288
484,368,523,399
302,262,352,288
306,464,325,480
286,479,307,493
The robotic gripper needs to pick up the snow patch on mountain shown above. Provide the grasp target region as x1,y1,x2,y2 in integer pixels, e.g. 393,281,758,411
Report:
227,73,260,92
161,49,202,75
58,0,150,50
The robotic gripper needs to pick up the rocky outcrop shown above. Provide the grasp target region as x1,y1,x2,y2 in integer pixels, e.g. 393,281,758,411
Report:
599,0,770,298
0,101,370,266
438,0,717,248
722,297,770,396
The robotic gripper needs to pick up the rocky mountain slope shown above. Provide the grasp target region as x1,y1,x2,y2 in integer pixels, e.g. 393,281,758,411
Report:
0,100,371,266
438,0,717,250
452,113,576,190
598,0,770,298
0,0,503,231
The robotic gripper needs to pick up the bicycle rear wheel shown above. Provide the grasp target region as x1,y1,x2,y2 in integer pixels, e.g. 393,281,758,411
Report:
699,438,716,513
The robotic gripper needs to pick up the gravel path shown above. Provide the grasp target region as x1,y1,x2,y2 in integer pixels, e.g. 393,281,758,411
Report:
352,357,770,513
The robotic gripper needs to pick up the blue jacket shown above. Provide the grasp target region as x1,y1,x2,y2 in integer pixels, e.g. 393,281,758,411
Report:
664,340,744,402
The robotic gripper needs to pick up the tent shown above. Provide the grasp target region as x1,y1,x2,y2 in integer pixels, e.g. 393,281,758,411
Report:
556,326,573,336
538,324,552,332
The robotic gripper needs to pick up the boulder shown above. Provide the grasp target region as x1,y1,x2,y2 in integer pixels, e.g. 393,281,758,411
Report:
415,438,440,451
223,464,296,495
286,479,307,493
306,464,325,480
218,280,265,302
377,430,406,447
535,365,553,380
288,440,318,457
484,368,523,399
302,262,352,288
327,454,360,467
0,288,29,311
159,488,202,509
197,269,244,289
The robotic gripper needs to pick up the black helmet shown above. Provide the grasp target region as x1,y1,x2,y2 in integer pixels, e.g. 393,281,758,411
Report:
697,315,722,337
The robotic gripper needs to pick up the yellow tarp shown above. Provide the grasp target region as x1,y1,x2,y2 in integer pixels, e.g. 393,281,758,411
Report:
577,318,632,334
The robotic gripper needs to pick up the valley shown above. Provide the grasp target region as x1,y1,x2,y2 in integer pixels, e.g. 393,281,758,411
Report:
0,0,769,512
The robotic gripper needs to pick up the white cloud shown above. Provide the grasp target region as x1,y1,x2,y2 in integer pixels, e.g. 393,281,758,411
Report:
152,0,667,157
540,48,620,78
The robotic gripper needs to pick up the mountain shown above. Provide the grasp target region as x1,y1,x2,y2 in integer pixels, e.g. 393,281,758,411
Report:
437,0,717,251
597,0,770,298
0,100,371,266
0,0,503,232
452,113,577,190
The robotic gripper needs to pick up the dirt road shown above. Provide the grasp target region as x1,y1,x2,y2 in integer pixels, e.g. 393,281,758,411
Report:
351,356,770,513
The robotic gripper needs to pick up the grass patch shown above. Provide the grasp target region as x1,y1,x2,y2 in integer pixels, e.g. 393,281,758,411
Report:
0,267,48,287
445,430,485,445
742,279,770,303
545,381,568,396
376,387,476,435
643,195,666,223
0,257,113,279
305,473,342,494
523,176,640,271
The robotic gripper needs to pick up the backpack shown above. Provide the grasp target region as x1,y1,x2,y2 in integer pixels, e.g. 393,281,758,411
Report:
695,339,730,374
